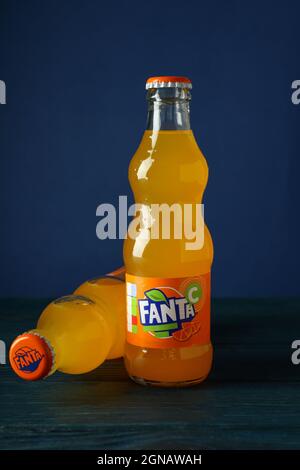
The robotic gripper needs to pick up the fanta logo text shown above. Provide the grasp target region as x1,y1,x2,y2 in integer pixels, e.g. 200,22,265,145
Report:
139,296,194,324
13,347,44,373
138,288,195,338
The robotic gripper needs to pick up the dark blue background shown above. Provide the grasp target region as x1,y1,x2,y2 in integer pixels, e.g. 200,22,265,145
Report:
0,0,299,298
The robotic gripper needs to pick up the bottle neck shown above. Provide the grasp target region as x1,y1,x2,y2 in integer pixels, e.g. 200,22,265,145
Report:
146,87,191,131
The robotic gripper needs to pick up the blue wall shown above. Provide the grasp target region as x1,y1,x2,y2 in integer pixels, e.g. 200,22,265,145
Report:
0,0,299,298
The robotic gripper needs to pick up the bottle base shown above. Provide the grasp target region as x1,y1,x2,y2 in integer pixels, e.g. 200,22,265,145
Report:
125,342,213,388
129,374,208,388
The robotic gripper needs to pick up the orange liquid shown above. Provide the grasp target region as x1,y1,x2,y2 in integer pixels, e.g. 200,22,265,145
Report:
124,130,214,386
35,276,125,374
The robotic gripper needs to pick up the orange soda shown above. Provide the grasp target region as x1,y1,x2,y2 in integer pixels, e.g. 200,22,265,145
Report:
124,76,214,387
9,268,125,380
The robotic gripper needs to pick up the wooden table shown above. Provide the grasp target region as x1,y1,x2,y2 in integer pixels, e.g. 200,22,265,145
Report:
0,298,299,450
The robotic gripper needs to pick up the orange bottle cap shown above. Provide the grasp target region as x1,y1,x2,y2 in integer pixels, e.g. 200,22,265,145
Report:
146,76,192,89
9,332,54,381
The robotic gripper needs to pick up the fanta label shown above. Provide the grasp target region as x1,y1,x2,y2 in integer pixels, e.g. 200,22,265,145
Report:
126,273,210,348
13,347,44,373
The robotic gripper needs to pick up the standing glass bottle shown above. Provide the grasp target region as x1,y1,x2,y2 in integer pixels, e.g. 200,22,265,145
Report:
124,76,213,387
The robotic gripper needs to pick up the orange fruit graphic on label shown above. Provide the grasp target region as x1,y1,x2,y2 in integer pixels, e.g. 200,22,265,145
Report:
172,328,191,342
172,319,201,342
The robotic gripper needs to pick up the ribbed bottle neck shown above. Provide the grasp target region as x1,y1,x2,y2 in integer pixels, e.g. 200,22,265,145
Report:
146,87,191,131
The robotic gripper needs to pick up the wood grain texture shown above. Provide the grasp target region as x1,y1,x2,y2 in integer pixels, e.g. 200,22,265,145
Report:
0,298,300,450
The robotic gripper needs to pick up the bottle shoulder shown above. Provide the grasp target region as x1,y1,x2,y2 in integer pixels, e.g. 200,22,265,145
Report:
129,130,208,202
131,130,206,162
124,224,213,277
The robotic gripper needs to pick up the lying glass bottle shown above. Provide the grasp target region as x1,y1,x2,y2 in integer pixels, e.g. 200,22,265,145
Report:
9,267,125,381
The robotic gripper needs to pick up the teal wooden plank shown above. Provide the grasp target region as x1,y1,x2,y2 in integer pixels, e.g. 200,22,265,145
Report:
0,298,300,449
